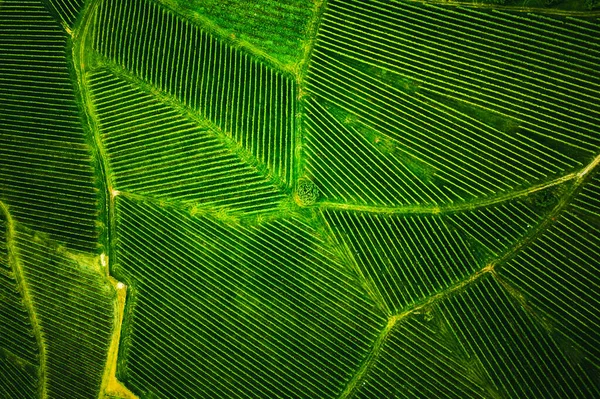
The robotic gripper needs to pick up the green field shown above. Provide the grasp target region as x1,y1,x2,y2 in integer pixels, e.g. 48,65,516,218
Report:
0,0,599,398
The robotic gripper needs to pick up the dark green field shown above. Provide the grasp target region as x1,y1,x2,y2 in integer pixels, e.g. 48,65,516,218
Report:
1,0,599,398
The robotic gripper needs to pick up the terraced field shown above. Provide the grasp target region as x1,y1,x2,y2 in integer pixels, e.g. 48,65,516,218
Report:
0,0,599,398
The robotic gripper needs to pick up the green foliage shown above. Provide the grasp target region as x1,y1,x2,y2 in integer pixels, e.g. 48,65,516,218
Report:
0,352,38,399
15,229,115,399
585,0,600,8
46,0,85,27
113,197,384,398
94,0,298,185
166,0,315,68
501,176,600,364
0,0,100,252
527,184,565,210
88,69,286,213
1,0,599,398
357,275,596,398
0,213,39,399
305,0,600,206
296,179,320,205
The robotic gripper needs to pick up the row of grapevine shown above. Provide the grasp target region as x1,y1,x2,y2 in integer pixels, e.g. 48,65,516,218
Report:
499,174,600,389
356,275,596,398
318,0,600,152
303,0,600,206
92,0,297,184
445,189,560,258
0,0,99,252
88,69,286,214
304,51,577,205
15,226,116,399
302,97,451,206
0,210,39,399
112,196,386,398
46,0,84,28
323,193,547,314
159,0,316,68
0,355,38,399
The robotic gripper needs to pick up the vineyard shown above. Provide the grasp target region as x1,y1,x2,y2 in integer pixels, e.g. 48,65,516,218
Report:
0,0,599,398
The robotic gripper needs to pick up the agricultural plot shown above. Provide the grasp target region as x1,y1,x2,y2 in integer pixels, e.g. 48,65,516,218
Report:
46,0,85,28
354,275,599,399
113,197,384,398
322,188,558,315
0,208,39,399
0,1,120,398
160,0,317,70
14,226,115,399
499,174,600,382
448,0,599,11
305,0,600,205
93,0,298,185
88,69,286,214
1,199,116,399
351,177,600,398
0,0,599,398
0,0,100,252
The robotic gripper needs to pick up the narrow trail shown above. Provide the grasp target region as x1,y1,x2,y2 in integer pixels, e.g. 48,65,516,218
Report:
318,171,576,215
71,2,138,398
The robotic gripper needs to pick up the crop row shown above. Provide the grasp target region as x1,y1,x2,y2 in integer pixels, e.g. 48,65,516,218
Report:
93,0,297,184
162,0,314,66
500,175,600,385
357,276,594,398
324,209,476,313
0,0,99,252
302,97,451,206
16,229,115,399
305,50,576,204
0,211,38,398
113,196,385,398
0,354,38,399
0,271,39,366
313,0,600,162
324,193,546,314
88,69,286,214
46,0,84,27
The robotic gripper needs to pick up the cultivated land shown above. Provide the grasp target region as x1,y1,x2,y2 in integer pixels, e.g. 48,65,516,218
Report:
0,0,599,398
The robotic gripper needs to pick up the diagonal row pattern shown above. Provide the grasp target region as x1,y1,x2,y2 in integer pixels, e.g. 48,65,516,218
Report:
304,0,600,206
324,209,477,315
0,267,39,369
323,192,552,315
0,210,39,399
46,0,85,28
302,98,447,205
113,196,386,399
160,0,316,68
355,276,599,398
317,0,600,152
2,0,596,398
0,0,99,252
88,69,286,214
0,355,38,399
15,227,115,399
92,0,297,184
499,173,600,382
445,188,561,259
571,174,600,216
